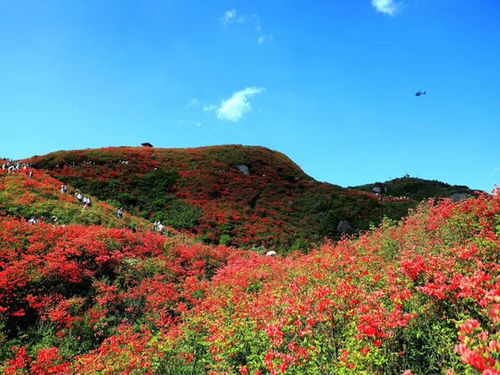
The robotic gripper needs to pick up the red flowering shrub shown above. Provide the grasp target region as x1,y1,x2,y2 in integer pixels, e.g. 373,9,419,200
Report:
158,192,499,374
0,215,236,373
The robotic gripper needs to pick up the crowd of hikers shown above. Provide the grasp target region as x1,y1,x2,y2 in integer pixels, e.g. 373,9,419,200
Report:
59,184,93,209
375,194,411,202
27,216,59,225
60,181,125,219
2,160,35,179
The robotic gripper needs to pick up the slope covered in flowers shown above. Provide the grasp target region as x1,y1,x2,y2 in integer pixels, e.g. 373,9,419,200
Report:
156,192,499,374
0,166,151,230
28,145,417,250
1,190,498,374
0,217,237,373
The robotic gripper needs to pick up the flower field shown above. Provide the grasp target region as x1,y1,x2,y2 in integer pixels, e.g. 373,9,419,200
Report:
0,167,498,374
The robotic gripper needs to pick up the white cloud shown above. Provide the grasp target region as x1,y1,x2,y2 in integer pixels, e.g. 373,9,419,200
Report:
203,104,217,112
187,98,199,107
222,11,271,44
221,9,244,26
195,122,202,128
216,87,265,122
253,14,272,44
258,34,273,44
372,0,401,15
253,14,262,32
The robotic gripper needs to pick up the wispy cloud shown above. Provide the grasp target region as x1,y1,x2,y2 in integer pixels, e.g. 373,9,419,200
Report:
372,0,401,15
187,98,199,108
253,14,271,44
221,9,244,26
258,35,273,45
216,87,265,122
221,10,271,44
203,104,217,112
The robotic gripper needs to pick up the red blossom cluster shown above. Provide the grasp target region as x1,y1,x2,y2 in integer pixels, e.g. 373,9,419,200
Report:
162,191,499,374
0,216,237,374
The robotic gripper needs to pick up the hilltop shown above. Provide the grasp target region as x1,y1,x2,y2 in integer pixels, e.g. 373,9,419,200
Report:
27,145,422,251
25,145,480,251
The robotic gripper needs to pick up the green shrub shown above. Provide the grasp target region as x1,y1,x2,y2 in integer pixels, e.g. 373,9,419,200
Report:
160,200,202,230
219,234,232,246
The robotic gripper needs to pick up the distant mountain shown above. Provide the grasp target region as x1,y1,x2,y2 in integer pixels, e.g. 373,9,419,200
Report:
353,176,478,201
25,145,478,251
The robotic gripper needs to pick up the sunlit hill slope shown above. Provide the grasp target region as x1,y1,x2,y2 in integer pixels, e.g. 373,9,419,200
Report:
26,145,476,251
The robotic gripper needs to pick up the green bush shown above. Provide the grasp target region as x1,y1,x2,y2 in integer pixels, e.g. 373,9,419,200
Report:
160,200,202,230
219,234,232,246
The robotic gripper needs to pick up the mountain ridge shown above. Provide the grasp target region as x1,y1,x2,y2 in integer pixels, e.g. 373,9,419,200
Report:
23,144,478,251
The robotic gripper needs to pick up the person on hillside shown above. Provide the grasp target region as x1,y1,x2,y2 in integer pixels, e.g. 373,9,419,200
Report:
84,196,92,208
76,192,83,202
28,171,33,179
117,207,124,219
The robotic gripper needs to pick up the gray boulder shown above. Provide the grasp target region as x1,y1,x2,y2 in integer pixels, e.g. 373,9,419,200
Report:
236,165,250,175
449,192,471,201
336,220,354,234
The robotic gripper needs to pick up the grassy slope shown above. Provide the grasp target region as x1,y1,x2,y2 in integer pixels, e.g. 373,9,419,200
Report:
0,167,152,231
28,145,417,251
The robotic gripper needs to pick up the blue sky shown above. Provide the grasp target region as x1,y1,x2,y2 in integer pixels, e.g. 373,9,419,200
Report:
0,0,498,191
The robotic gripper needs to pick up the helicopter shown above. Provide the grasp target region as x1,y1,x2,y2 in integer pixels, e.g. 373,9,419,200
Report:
415,90,427,96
